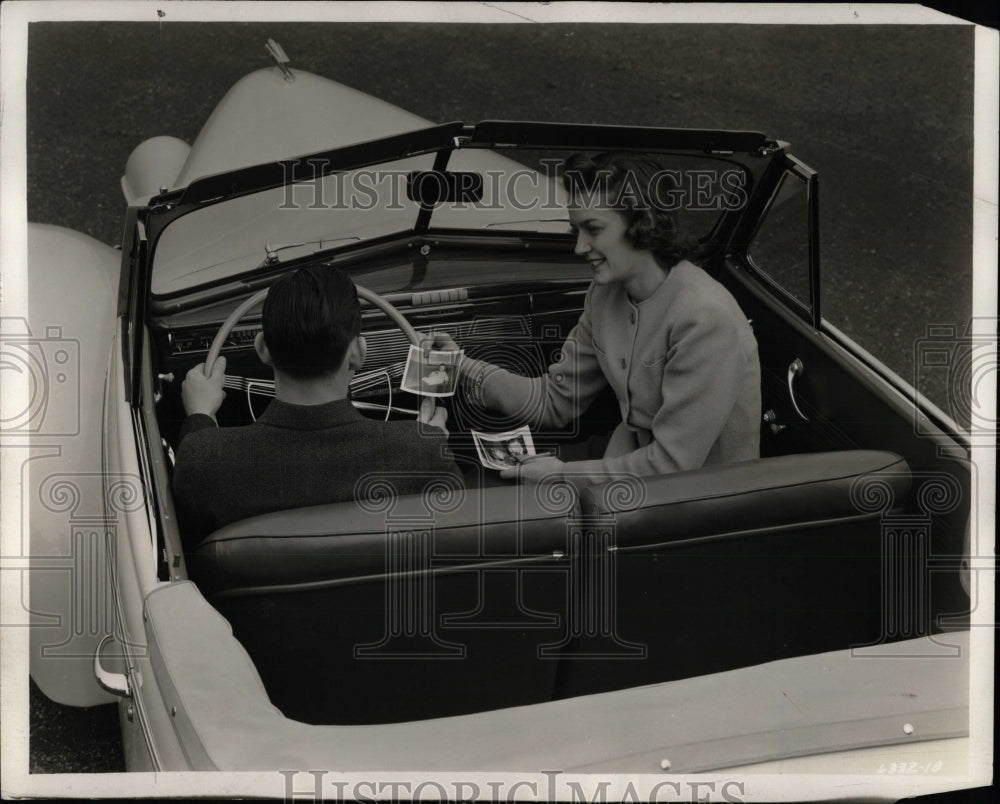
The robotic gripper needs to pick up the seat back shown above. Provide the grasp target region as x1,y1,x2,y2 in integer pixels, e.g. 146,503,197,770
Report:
549,450,912,698
189,481,576,725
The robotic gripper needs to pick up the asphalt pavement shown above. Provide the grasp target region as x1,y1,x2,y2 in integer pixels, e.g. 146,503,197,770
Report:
23,19,977,774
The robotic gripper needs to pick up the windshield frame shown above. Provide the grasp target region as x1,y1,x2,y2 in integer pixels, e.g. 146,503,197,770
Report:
142,120,784,302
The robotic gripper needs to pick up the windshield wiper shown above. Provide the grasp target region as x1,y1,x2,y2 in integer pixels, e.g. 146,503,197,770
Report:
484,218,570,231
261,236,361,266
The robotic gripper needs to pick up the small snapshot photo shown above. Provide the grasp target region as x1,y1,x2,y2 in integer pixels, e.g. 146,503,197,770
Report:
471,426,537,471
401,346,463,397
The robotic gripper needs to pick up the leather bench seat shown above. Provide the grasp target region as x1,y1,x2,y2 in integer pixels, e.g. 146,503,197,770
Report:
188,450,912,723
580,449,911,545
552,450,913,698
191,480,577,596
188,481,577,725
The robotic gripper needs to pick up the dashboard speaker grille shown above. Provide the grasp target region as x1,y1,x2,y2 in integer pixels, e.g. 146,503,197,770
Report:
362,316,531,370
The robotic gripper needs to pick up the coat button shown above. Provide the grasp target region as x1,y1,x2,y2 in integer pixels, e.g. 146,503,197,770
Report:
629,312,636,325
620,358,627,370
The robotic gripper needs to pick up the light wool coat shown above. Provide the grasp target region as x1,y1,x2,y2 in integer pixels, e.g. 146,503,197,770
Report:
476,261,761,484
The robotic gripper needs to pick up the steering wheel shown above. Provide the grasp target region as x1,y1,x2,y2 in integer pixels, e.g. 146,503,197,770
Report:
204,283,423,417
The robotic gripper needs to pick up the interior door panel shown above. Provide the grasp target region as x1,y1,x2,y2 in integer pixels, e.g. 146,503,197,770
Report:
722,260,971,636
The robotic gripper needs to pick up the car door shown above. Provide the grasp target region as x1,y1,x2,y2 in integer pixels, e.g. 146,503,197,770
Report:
99,213,193,770
723,152,972,645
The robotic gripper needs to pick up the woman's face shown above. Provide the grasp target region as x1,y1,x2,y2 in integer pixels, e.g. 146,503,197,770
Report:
568,200,650,287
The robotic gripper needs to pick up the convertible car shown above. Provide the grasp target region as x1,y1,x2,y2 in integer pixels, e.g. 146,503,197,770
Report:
19,45,978,785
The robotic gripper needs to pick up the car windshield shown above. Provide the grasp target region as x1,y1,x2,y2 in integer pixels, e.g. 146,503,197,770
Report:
151,145,747,296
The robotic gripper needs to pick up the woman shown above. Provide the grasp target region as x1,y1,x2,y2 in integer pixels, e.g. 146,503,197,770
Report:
431,151,761,486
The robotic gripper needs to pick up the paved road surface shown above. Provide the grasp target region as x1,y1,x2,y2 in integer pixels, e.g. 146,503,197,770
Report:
23,19,976,773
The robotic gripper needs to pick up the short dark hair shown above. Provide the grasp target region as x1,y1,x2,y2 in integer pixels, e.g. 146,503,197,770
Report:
561,152,697,266
261,265,361,378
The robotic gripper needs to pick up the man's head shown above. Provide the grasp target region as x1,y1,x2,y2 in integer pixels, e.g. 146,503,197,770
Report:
254,265,365,380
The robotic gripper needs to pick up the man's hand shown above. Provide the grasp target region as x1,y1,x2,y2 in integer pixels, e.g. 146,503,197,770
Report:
181,357,227,420
418,396,450,435
499,454,565,484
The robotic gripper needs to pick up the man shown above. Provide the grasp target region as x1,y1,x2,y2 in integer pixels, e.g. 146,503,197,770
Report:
172,265,462,552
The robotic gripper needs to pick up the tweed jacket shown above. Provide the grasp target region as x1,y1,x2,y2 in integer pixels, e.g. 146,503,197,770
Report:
172,398,463,552
477,261,761,484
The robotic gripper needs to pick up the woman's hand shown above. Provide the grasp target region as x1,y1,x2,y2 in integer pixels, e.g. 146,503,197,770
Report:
420,331,474,386
420,331,461,357
499,454,565,484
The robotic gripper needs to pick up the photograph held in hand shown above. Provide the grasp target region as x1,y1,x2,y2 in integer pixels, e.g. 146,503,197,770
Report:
471,425,538,471
401,344,463,397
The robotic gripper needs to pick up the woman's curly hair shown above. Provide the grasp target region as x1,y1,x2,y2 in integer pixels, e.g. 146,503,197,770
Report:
561,152,698,267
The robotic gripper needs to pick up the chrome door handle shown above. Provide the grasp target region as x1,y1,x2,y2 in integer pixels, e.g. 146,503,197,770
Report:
787,358,810,422
93,634,130,697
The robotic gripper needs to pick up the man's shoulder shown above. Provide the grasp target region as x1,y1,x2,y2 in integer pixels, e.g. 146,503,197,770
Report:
177,420,261,456
375,418,450,450
373,419,459,469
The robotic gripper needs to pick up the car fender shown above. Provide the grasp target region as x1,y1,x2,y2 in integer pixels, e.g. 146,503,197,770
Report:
121,135,192,206
9,223,121,706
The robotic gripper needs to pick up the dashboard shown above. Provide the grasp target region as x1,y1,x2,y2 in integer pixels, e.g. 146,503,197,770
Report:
147,253,611,454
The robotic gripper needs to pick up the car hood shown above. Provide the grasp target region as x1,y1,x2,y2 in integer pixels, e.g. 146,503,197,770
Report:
173,67,435,187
